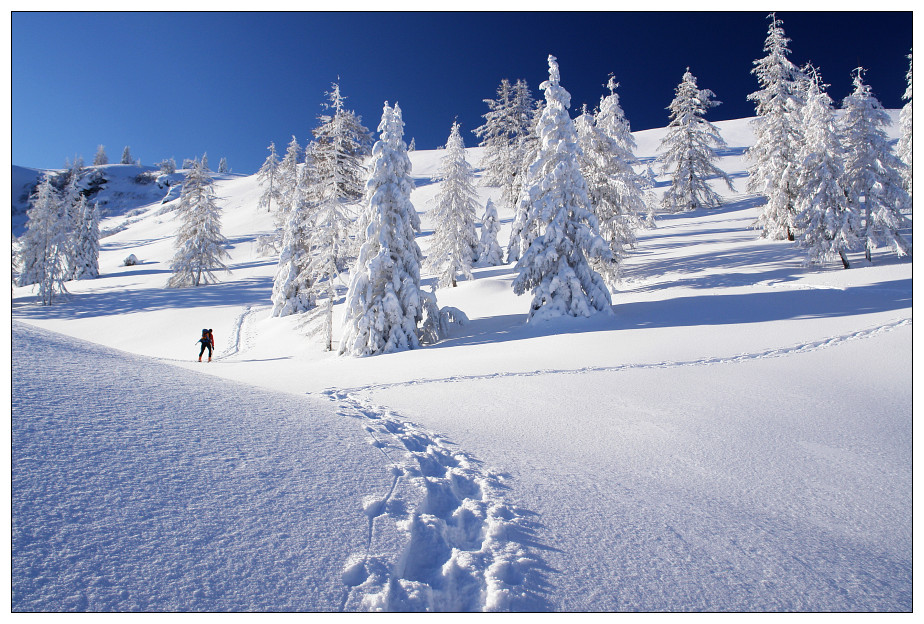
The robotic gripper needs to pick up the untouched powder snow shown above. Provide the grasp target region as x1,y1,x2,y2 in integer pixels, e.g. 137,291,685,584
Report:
12,116,912,611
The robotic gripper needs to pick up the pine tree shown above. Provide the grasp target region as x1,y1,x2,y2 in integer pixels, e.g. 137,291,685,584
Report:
121,146,133,165
257,142,282,213
575,82,650,283
897,50,912,197
218,157,230,173
748,13,805,240
427,121,479,288
60,173,83,279
278,136,303,220
72,199,101,279
512,55,614,322
793,68,858,269
94,145,108,166
17,175,69,304
166,157,231,287
841,68,912,261
477,198,504,266
340,102,426,356
474,79,535,211
506,98,545,263
657,69,735,212
271,151,316,317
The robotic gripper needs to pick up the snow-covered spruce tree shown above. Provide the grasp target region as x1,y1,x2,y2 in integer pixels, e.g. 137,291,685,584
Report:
340,102,438,356
512,55,614,322
477,198,504,266
427,121,480,288
506,97,545,263
271,149,317,317
158,158,177,175
94,145,108,166
296,83,372,349
72,199,101,279
257,142,282,213
121,146,133,165
793,69,859,269
166,157,231,287
748,13,805,240
898,50,912,197
277,136,303,220
841,68,912,261
474,78,535,211
218,157,229,174
657,69,735,212
17,175,69,304
59,173,83,279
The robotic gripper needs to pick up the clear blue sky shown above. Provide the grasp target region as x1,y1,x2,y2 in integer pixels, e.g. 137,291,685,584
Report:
12,11,912,174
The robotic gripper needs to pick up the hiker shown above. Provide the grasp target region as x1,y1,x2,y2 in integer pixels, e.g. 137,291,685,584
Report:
197,328,214,362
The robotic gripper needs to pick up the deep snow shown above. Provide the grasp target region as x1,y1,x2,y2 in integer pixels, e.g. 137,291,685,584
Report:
11,115,912,611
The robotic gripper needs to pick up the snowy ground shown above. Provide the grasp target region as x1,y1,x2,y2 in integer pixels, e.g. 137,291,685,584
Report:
11,117,913,611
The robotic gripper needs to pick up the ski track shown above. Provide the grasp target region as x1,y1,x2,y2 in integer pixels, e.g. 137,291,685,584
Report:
322,389,540,612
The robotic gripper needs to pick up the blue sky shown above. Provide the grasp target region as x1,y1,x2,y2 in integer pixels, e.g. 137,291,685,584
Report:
12,11,913,174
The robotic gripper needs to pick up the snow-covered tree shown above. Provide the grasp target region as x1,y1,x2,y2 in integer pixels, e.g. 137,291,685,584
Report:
477,198,504,266
218,157,230,173
474,78,535,211
408,137,416,152
121,146,133,165
257,142,282,213
427,121,479,287
271,153,316,317
17,175,69,304
166,157,231,287
897,50,912,197
793,68,859,269
748,13,805,240
506,98,545,262
512,55,614,322
93,145,108,166
841,68,912,261
657,69,735,212
277,136,303,219
340,102,426,356
71,199,101,279
158,158,177,175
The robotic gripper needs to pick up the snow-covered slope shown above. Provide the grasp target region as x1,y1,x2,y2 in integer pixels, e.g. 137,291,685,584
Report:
12,116,912,611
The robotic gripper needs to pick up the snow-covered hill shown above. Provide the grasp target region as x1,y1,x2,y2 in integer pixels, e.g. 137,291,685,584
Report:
11,116,912,611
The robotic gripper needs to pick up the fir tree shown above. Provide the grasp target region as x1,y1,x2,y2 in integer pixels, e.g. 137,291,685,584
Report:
657,69,735,212
60,173,83,279
897,50,912,197
17,175,69,304
477,198,504,267
748,13,805,240
427,121,479,287
257,142,282,213
512,55,614,322
121,146,133,165
271,151,316,317
166,157,231,287
340,102,426,356
506,98,545,263
278,136,303,220
72,199,101,279
94,145,108,166
218,157,230,173
793,68,859,269
841,68,912,261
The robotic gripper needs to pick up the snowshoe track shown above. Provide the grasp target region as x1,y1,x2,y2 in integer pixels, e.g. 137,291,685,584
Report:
325,389,539,612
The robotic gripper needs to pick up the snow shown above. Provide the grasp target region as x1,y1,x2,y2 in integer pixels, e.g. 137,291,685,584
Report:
11,115,912,612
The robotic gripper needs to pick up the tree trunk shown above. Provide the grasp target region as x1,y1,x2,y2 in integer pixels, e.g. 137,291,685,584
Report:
839,249,850,269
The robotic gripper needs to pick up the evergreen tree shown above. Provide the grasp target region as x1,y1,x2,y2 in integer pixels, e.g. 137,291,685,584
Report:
793,68,858,269
278,136,303,220
477,198,504,266
427,121,479,287
60,173,82,279
841,68,912,261
167,157,231,287
218,157,230,173
94,145,108,166
17,175,69,304
748,13,806,240
72,199,101,279
512,55,614,322
506,98,545,262
271,151,317,317
408,137,416,152
257,142,282,213
897,50,912,197
657,69,735,212
158,158,177,175
121,146,133,165
340,102,426,356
